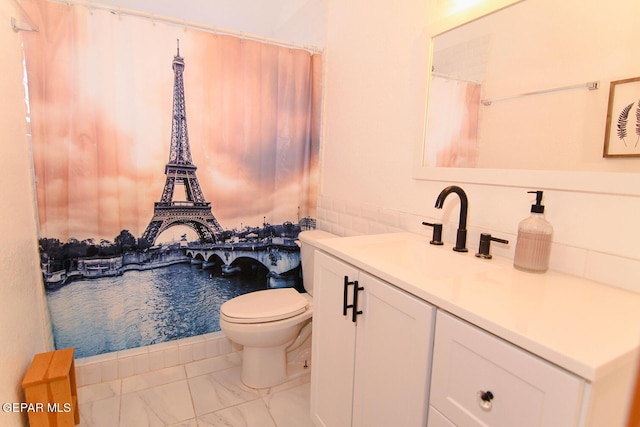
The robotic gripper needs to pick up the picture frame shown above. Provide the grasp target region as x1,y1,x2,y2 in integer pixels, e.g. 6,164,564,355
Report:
603,76,640,158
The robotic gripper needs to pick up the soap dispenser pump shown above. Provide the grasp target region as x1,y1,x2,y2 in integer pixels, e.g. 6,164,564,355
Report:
513,190,553,273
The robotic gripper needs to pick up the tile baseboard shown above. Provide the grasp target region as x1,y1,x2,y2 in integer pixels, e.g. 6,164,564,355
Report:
74,331,239,387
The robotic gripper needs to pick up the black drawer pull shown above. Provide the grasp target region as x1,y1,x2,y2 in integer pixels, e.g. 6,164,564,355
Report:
343,276,354,316
352,281,364,323
479,390,494,411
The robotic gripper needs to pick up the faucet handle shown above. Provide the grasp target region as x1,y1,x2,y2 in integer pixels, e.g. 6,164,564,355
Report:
475,233,509,259
422,222,444,246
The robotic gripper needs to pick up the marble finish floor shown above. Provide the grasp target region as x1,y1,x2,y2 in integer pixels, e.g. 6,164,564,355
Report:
76,352,314,427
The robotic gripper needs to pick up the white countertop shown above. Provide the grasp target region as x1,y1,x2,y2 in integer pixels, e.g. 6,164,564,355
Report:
313,232,640,382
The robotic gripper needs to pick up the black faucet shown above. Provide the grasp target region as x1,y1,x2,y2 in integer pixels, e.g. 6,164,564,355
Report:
434,185,468,252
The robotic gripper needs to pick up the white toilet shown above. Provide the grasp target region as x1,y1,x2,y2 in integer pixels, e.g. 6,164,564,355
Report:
219,229,336,389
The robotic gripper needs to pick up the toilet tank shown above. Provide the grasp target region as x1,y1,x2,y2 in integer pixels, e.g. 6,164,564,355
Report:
298,230,337,296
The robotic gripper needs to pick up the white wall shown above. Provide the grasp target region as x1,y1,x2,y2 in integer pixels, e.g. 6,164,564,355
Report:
0,1,53,425
319,0,640,294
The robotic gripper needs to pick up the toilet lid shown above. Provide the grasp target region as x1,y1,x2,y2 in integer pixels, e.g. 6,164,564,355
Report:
221,288,308,324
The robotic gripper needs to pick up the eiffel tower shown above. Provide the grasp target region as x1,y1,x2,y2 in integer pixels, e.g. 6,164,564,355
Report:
142,42,224,245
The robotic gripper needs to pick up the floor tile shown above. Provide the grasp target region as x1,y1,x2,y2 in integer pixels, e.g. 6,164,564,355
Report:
188,367,260,416
121,365,186,394
77,351,313,427
264,381,315,427
167,419,198,427
120,380,195,426
258,372,311,398
77,395,120,427
77,379,121,404
197,399,277,427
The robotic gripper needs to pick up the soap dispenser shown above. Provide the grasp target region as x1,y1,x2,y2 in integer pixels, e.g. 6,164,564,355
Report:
513,191,553,273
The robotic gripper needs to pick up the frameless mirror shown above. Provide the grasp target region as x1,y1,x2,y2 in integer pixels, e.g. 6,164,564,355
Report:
415,0,640,196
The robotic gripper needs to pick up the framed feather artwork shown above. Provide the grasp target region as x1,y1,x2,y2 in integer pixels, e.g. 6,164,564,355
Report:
603,76,640,157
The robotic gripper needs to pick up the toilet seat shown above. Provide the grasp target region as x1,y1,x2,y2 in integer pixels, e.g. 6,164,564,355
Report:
221,288,308,324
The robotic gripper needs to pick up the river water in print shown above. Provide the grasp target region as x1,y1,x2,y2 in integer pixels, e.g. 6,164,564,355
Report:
46,263,268,358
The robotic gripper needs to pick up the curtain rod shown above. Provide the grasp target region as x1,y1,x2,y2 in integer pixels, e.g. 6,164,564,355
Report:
46,0,322,54
10,0,39,31
481,81,599,106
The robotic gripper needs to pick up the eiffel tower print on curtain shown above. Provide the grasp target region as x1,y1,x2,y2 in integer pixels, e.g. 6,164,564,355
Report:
142,42,223,245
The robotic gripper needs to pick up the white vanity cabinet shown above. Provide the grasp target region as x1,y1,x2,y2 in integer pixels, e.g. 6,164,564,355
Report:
309,232,640,427
428,311,584,427
310,251,436,427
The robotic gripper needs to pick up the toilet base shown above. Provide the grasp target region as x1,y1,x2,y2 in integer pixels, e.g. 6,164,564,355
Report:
241,344,289,389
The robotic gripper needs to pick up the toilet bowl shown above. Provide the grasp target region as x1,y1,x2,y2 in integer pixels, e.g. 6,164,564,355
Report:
219,229,336,389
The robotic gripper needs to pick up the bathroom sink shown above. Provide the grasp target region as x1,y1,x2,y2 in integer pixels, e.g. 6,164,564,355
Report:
318,232,504,283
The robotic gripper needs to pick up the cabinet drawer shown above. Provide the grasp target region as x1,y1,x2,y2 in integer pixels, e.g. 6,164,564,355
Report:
428,406,455,427
430,311,584,427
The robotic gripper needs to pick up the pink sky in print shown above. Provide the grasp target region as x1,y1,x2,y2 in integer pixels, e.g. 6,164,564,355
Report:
22,1,320,243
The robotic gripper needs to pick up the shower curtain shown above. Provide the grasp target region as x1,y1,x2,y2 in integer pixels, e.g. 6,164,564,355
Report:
21,0,321,357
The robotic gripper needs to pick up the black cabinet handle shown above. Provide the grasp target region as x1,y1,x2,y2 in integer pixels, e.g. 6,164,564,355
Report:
352,281,364,323
343,276,354,316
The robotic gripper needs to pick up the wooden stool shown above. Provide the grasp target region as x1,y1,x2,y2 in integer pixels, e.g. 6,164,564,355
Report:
21,348,79,426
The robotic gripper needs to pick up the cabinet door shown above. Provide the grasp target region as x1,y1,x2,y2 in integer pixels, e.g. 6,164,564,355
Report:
310,251,360,427
429,311,584,427
352,272,435,427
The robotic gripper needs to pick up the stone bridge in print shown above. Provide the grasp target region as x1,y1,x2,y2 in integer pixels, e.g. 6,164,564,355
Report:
184,237,301,288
